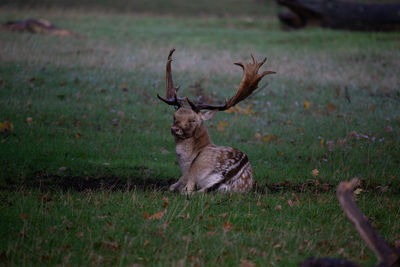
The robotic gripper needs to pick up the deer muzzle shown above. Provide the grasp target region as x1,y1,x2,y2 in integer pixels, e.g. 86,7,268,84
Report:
171,126,182,137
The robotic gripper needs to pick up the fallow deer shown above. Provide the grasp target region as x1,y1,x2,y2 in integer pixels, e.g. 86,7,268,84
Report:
157,49,275,194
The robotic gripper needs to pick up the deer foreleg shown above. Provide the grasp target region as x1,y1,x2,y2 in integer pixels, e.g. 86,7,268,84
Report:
170,172,199,193
169,175,187,192
181,176,196,194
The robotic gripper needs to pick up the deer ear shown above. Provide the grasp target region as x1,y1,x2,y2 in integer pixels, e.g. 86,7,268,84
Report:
200,110,217,121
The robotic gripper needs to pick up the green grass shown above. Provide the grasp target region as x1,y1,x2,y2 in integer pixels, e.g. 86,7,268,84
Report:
0,5,399,266
2,190,399,266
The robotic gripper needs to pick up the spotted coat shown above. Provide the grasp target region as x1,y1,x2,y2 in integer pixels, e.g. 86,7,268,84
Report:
202,147,253,192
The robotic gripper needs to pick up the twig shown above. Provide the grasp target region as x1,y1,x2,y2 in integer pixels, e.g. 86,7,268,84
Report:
344,86,351,103
337,178,400,266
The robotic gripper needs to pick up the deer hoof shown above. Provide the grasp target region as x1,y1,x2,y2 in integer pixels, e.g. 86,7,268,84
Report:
169,182,181,192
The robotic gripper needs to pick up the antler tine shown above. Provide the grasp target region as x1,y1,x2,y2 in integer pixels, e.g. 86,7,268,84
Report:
251,54,256,64
157,91,181,109
192,55,275,111
166,48,176,99
337,178,400,266
259,57,267,66
186,97,200,113
157,48,182,109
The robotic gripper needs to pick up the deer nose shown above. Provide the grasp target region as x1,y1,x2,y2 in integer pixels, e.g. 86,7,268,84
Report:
171,126,179,135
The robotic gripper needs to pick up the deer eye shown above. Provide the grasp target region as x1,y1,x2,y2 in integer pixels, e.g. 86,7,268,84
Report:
189,119,196,123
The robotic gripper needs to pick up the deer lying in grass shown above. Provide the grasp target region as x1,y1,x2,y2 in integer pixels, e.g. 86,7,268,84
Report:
300,178,400,267
157,49,275,194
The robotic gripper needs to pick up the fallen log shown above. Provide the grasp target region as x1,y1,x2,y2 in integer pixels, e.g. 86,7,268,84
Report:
276,0,400,31
0,18,80,36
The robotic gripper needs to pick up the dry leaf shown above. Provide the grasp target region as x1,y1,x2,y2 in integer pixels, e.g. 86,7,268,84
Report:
240,259,255,267
275,205,282,211
224,107,236,114
182,235,192,242
384,126,393,132
0,121,13,133
287,199,294,208
102,240,119,250
225,104,255,115
149,211,166,220
117,111,125,117
179,213,190,220
160,148,169,155
242,104,255,115
75,232,84,238
59,166,68,172
26,117,33,124
20,213,30,220
217,121,228,131
262,134,280,143
162,197,169,208
220,212,228,219
176,258,186,267
222,222,235,232
144,210,167,221
311,169,319,177
303,101,311,110
206,231,215,236
354,188,363,195
327,103,337,112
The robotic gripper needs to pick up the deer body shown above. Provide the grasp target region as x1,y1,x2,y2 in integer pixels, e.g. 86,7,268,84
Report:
169,108,253,193
158,49,275,193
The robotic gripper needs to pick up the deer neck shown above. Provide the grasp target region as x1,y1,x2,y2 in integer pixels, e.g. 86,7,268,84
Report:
174,123,213,174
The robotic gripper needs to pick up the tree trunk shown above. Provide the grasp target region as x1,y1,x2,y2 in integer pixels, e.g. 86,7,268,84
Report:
277,0,400,31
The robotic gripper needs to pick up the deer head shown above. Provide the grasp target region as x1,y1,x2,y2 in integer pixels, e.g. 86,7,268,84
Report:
157,48,275,140
170,108,216,140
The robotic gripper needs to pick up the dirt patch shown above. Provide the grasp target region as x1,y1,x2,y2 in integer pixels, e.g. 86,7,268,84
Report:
254,179,399,195
3,173,336,193
3,174,174,192
253,180,335,194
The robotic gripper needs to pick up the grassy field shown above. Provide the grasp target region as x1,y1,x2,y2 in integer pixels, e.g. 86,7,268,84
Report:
1,4,400,266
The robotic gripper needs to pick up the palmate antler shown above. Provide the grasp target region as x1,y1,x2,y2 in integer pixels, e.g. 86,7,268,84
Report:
157,48,275,112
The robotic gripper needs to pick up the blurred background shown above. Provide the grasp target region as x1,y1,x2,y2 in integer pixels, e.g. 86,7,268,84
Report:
1,0,278,17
